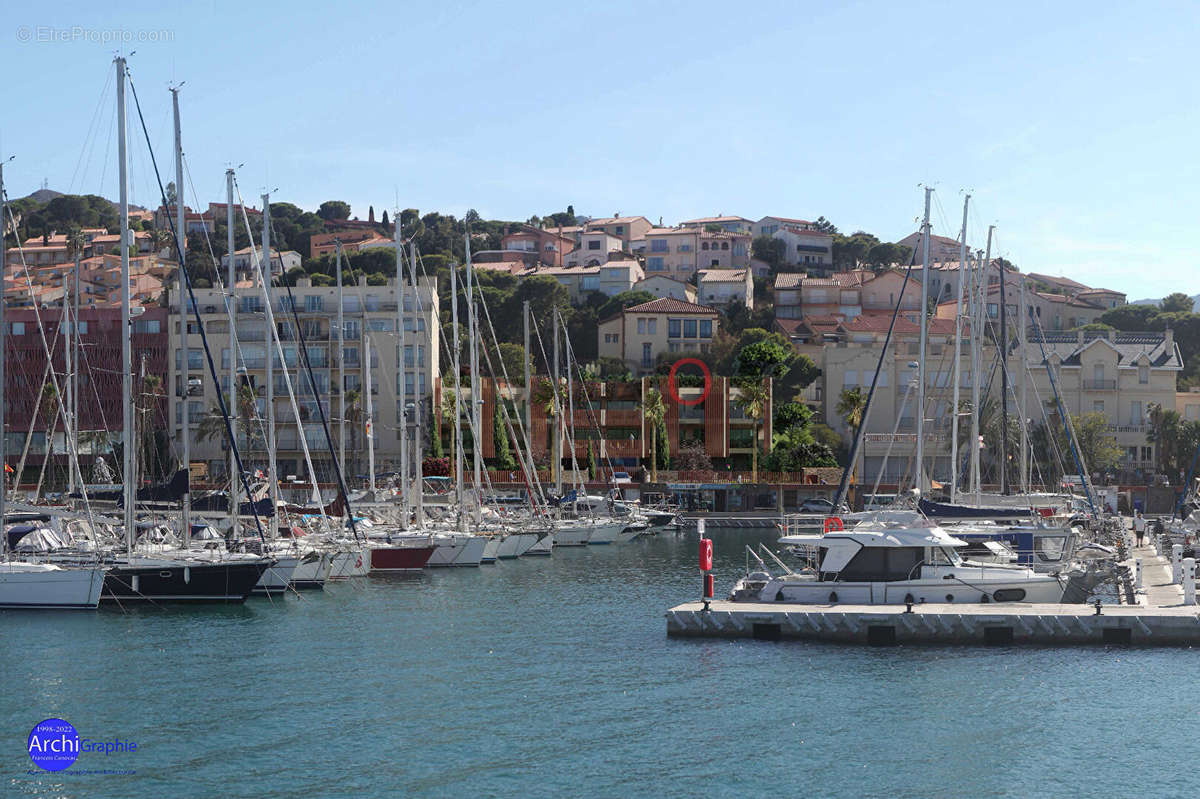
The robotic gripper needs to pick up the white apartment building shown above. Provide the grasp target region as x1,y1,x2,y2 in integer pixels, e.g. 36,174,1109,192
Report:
168,274,439,482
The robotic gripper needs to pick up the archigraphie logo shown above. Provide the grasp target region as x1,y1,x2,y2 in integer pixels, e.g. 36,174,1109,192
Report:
27,718,79,772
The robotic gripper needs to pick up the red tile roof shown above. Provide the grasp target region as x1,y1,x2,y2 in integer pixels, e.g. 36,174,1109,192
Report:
623,297,718,315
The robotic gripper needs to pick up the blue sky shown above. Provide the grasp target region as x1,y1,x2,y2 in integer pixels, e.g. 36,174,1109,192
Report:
2,0,1198,301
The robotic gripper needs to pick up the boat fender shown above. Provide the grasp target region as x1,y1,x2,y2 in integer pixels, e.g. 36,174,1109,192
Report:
980,593,989,603
131,574,139,593
184,567,190,584
828,591,838,603
945,594,954,602
904,593,915,605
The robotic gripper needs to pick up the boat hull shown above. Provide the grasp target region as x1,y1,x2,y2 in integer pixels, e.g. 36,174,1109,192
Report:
368,544,436,572
328,549,368,579
103,560,268,603
747,576,1064,605
0,564,105,609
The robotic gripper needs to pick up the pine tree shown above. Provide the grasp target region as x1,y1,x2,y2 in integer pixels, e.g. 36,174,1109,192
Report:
587,440,598,480
494,402,515,471
381,209,390,229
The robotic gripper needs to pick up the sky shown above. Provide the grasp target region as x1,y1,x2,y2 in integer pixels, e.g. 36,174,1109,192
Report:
2,0,1199,301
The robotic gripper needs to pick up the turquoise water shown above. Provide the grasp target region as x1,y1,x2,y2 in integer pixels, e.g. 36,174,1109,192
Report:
3,529,1197,798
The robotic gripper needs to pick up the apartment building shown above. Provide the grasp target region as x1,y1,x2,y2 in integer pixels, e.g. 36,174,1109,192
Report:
474,375,772,471
597,297,719,374
535,260,644,301
773,269,922,321
755,217,834,270
167,275,439,482
564,231,623,266
696,268,753,309
309,230,382,259
499,225,577,267
897,231,962,263
680,215,754,234
632,227,750,282
935,283,1113,332
220,247,303,276
583,215,652,250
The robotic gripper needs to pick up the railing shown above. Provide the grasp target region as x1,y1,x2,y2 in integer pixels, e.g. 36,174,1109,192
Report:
1083,379,1116,390
1110,424,1147,433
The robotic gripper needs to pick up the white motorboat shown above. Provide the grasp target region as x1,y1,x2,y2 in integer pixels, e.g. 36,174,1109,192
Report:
0,561,106,609
731,517,1065,605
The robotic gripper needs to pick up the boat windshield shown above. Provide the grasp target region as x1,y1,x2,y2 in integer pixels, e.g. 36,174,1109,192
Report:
930,547,962,566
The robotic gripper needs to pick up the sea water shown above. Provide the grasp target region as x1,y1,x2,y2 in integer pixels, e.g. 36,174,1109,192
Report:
3,529,1197,798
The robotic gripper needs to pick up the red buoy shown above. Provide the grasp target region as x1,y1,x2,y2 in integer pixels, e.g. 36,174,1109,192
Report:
703,573,715,599
699,538,713,572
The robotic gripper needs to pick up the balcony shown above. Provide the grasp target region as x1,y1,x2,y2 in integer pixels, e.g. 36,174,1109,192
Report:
1109,424,1147,433
1083,379,1116,390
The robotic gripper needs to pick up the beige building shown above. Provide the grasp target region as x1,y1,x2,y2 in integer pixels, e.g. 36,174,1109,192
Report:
697,268,753,309
635,275,697,303
536,260,644,301
680,215,755,234
597,297,719,374
583,215,653,250
565,231,624,267
168,274,440,482
631,227,751,282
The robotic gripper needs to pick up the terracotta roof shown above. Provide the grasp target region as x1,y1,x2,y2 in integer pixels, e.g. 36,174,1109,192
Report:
1075,287,1123,297
782,225,831,237
681,215,752,225
840,313,960,336
641,227,692,237
773,273,806,289
585,216,649,227
622,297,718,315
764,216,813,225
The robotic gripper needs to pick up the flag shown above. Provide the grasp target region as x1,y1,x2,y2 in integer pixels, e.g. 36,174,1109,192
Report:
3,463,12,474
254,469,265,479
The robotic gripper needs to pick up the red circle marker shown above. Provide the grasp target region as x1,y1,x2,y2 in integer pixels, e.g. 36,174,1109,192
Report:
667,358,711,406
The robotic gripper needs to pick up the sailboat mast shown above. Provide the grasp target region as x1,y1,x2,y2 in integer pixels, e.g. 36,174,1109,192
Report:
117,56,135,552
915,187,932,493
172,87,191,545
553,307,562,497
336,241,345,498
1,160,7,540
451,257,463,530
262,194,278,523
395,224,407,526
63,277,73,495
365,336,375,492
408,240,423,528
72,236,80,494
997,226,1009,495
523,300,531,461
225,169,239,538
951,194,969,504
1018,269,1029,493
466,233,481,526
975,231,994,502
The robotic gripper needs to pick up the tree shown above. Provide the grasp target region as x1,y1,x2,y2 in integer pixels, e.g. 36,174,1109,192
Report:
381,209,390,230
1099,304,1159,330
812,216,839,235
597,290,655,321
1147,403,1183,475
493,402,515,471
866,242,912,268
587,440,598,480
1070,411,1123,475
734,378,769,482
495,343,527,385
343,389,364,478
317,201,351,221
165,181,177,206
1162,292,1195,313
733,331,819,401
640,386,667,483
836,387,867,482
832,231,879,268
751,235,786,272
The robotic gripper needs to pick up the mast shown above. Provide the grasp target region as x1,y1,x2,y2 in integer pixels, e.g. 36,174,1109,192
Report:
396,231,409,524
1018,267,1029,493
1,160,7,540
72,230,80,496
553,307,562,497
915,187,932,494
117,56,135,552
997,226,1009,495
523,299,531,468
63,276,73,495
226,169,239,538
450,258,463,530
365,335,375,492
262,193,277,525
409,240,423,528
466,233,482,526
951,194,969,504
336,241,345,499
974,232,994,503
172,87,191,544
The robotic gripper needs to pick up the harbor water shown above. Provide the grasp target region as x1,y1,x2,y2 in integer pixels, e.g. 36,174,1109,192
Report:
4,528,1198,798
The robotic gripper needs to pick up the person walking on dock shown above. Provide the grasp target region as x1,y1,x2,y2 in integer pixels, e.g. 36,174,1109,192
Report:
1134,511,1147,547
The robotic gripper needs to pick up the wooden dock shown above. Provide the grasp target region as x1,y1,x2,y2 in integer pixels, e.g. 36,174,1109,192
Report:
667,541,1200,647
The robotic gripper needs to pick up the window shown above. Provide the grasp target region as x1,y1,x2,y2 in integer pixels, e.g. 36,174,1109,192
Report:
581,276,598,290
1093,401,1104,413
650,239,668,253
1094,364,1105,383
588,240,601,250
342,295,361,313
721,242,729,250
668,319,681,338
833,546,924,581
641,343,652,368
699,320,712,337
240,296,263,313
1142,446,1153,462
1139,365,1149,384
1130,400,1143,425
987,303,998,318
843,370,858,387
647,257,664,271
637,318,646,335
344,320,361,339
305,295,323,312
403,317,426,333
10,322,25,335
367,319,393,332
615,225,624,235
683,319,697,338
701,242,709,251
134,319,160,334
279,295,295,312
343,346,360,367
647,319,656,335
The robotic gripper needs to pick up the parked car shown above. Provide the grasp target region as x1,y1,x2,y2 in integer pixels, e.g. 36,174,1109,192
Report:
611,472,633,485
799,498,834,513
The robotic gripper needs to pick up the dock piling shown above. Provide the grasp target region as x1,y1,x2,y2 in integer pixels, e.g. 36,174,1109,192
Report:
1185,558,1196,606
1172,544,1183,584
1134,558,1143,590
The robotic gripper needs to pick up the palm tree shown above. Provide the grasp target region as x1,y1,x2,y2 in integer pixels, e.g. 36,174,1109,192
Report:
836,387,867,484
65,225,87,262
344,388,363,480
640,385,666,483
734,378,769,482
